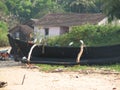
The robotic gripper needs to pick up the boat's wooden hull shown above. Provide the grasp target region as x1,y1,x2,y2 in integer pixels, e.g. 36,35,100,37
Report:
7,34,120,65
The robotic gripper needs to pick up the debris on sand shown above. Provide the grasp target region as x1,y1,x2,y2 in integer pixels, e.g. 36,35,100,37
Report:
0,81,7,88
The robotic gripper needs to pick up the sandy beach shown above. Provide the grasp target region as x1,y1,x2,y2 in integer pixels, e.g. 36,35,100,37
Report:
0,60,120,90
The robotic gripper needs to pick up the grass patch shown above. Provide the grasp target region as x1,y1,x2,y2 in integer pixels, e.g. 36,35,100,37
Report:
37,64,120,72
37,64,65,72
94,64,120,72
37,64,91,72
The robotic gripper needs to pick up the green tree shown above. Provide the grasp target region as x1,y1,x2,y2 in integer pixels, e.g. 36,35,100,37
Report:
0,21,9,46
0,0,9,22
0,1,8,14
57,0,100,13
32,0,64,18
5,0,64,22
5,0,33,22
102,0,120,21
3,0,103,24
70,0,96,13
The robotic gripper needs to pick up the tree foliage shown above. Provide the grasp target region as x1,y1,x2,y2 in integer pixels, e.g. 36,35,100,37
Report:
5,0,64,22
0,21,9,46
1,0,120,24
0,1,8,14
0,0,120,27
2,0,103,23
69,0,96,13
57,0,100,13
102,0,120,21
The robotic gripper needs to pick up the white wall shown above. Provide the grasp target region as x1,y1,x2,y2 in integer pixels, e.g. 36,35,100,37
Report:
98,17,108,25
98,17,120,26
49,27,60,36
34,26,61,37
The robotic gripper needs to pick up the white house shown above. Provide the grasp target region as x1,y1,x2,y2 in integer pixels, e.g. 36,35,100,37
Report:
24,13,107,38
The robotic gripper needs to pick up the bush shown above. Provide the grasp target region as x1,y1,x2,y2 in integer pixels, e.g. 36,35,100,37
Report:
48,24,120,47
0,21,9,47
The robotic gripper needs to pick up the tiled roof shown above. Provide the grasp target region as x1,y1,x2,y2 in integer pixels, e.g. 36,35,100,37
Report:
9,25,33,34
36,13,106,27
23,19,39,28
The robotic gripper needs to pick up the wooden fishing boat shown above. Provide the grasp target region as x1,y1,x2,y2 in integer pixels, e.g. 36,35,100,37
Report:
7,34,120,65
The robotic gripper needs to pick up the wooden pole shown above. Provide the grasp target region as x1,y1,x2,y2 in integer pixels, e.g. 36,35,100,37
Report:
76,40,84,63
22,74,26,85
27,44,37,68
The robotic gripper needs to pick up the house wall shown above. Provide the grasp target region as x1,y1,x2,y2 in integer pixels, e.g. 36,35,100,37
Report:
49,27,60,36
98,17,120,25
98,17,108,25
34,26,61,37
111,19,120,25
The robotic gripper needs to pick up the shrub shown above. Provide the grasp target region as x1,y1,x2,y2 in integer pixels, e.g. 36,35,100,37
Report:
48,24,120,47
0,21,9,47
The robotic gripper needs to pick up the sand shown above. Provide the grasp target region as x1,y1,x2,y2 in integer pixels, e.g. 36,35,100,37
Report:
0,61,120,90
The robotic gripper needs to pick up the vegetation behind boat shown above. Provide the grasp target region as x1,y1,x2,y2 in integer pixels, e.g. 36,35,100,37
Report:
0,24,120,47
47,24,120,47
